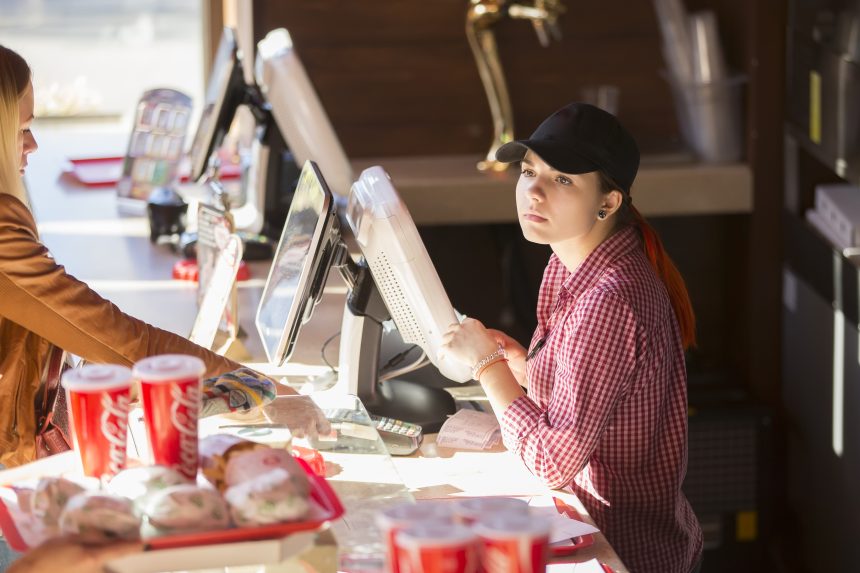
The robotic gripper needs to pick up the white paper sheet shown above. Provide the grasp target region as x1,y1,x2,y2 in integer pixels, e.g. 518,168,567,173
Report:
548,558,606,572
436,409,501,450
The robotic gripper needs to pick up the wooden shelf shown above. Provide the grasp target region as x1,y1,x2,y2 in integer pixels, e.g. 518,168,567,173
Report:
351,154,753,225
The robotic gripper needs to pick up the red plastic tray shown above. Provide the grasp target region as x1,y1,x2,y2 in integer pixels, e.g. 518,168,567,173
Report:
0,457,343,552
66,156,125,187
549,496,596,557
66,156,241,188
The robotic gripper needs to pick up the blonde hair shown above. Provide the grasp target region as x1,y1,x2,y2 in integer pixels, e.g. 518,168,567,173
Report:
0,45,31,207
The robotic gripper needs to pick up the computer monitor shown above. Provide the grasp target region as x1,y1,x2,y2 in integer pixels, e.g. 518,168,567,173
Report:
255,160,339,365
343,167,473,384
188,27,247,182
256,162,471,429
254,28,353,199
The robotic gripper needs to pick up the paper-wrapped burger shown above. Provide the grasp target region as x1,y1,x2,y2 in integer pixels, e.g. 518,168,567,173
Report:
107,465,189,510
143,484,230,535
224,467,310,526
58,492,141,543
199,435,311,526
31,477,86,534
199,434,262,491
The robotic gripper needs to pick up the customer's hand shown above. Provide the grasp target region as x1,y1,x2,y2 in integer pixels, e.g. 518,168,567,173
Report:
8,537,142,573
262,394,332,440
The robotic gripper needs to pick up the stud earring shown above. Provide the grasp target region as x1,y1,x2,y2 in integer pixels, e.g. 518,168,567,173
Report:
598,209,607,220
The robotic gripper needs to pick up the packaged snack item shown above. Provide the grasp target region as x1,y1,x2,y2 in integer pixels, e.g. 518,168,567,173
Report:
30,477,86,533
58,492,141,543
143,484,230,535
107,465,190,509
224,467,310,526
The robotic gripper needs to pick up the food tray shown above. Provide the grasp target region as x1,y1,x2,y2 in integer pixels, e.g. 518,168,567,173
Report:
65,156,241,187
550,496,596,557
0,456,343,553
66,156,125,187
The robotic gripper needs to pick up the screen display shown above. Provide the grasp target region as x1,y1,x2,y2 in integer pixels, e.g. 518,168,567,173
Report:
256,161,335,364
188,28,240,181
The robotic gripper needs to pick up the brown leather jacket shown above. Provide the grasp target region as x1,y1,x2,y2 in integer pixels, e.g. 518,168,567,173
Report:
0,193,241,467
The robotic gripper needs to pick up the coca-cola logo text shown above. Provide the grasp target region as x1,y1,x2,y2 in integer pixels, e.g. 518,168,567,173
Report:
170,381,200,477
100,392,130,477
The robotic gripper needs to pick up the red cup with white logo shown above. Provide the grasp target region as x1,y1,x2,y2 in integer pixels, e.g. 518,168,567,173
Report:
376,502,454,573
394,522,480,573
452,496,529,525
62,365,133,481
133,354,205,480
474,512,552,573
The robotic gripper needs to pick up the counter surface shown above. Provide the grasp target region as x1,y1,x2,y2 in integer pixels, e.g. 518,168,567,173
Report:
392,433,628,572
19,123,635,571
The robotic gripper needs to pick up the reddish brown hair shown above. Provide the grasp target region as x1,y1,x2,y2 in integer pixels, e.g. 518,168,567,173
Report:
598,171,696,349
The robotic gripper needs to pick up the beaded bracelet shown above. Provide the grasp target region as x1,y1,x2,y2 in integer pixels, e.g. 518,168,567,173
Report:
471,345,507,380
475,357,509,382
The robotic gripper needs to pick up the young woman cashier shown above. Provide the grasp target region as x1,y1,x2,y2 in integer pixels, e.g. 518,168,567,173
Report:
443,102,703,573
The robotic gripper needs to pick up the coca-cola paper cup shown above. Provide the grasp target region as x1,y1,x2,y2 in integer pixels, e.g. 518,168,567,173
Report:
474,512,551,573
376,502,454,573
62,365,133,480
133,355,205,480
395,522,480,573
452,496,529,525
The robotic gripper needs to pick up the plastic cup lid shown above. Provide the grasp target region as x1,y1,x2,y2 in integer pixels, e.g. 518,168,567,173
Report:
62,364,134,392
132,354,206,383
396,522,477,547
377,502,453,526
454,497,528,516
473,513,552,538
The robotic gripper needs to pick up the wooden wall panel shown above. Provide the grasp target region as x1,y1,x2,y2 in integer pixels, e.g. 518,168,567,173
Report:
248,0,751,158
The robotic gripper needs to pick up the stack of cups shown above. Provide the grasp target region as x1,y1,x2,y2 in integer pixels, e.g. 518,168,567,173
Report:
62,365,134,481
377,502,455,573
473,513,552,573
379,498,551,573
132,354,205,480
653,0,745,162
395,522,480,573
453,497,529,525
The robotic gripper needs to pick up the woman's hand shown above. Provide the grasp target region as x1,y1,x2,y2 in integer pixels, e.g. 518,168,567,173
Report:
486,329,528,387
8,537,142,573
441,318,500,373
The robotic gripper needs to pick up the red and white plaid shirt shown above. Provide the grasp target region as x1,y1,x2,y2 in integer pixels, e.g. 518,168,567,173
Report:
501,226,702,573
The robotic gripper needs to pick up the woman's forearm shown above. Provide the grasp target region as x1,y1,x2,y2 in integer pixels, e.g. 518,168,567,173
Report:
478,361,526,417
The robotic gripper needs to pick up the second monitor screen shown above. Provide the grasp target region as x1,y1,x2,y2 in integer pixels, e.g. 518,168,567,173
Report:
255,161,336,365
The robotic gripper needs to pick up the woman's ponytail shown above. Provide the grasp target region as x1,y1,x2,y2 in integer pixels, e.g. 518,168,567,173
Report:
629,205,696,349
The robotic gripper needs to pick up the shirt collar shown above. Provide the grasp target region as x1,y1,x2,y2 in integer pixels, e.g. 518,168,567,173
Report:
553,225,641,299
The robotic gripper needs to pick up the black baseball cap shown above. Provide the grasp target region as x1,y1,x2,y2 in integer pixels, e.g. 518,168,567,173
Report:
496,102,640,193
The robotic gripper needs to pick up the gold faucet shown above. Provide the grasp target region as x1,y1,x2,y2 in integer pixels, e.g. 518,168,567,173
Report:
467,0,565,172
